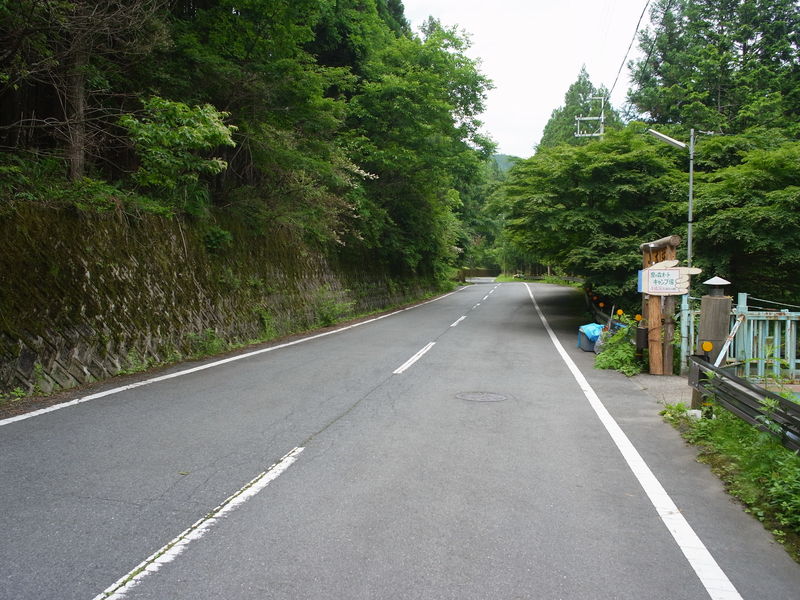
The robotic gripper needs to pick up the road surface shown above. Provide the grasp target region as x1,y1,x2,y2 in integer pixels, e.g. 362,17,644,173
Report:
1,282,798,599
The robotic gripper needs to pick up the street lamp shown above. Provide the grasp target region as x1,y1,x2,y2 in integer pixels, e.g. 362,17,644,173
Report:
647,127,697,373
647,128,695,268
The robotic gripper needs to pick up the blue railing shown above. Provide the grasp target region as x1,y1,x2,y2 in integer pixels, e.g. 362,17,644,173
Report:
731,294,800,382
682,293,800,382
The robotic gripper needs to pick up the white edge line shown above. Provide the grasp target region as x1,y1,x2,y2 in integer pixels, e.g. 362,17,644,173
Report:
450,316,467,327
393,342,435,375
1,290,462,428
523,283,741,600
93,447,304,600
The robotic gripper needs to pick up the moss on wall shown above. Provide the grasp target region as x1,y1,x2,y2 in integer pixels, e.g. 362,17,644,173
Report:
0,205,438,394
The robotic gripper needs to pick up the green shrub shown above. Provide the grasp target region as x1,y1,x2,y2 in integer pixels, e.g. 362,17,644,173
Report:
594,314,645,376
186,329,228,358
662,403,800,560
314,285,355,327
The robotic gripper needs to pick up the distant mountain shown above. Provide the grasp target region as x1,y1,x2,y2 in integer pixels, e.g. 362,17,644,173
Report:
492,154,521,173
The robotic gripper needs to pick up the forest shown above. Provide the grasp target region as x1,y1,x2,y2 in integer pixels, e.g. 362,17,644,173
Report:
0,0,493,284
504,0,800,306
2,0,799,309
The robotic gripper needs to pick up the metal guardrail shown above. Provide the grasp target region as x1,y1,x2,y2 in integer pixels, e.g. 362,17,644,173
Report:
688,356,800,452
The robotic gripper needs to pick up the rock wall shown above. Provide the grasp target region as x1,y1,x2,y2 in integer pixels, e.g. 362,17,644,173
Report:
0,206,434,394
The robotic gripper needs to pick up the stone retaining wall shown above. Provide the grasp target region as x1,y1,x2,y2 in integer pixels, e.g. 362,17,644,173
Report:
0,206,432,394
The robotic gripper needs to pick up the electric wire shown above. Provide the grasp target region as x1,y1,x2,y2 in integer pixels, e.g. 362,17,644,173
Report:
637,0,677,82
607,0,652,100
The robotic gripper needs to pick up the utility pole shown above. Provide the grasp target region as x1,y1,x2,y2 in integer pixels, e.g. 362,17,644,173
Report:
575,96,606,139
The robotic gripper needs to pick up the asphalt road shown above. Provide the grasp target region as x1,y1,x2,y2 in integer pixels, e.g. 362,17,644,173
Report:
1,282,799,599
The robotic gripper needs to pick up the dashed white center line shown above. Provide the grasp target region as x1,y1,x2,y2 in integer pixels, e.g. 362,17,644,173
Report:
0,290,463,428
93,447,304,599
482,295,489,301
393,342,435,374
450,316,467,327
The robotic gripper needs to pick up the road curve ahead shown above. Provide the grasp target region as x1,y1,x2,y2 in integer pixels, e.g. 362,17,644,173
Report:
1,282,798,599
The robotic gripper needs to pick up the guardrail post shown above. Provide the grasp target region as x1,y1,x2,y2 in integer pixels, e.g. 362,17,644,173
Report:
692,278,732,408
697,280,732,363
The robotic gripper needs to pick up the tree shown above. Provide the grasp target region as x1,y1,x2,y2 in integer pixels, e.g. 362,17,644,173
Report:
310,0,408,75
120,96,236,213
627,0,800,135
504,125,684,300
0,1,168,179
538,66,623,150
695,137,800,302
149,0,359,242
346,18,494,277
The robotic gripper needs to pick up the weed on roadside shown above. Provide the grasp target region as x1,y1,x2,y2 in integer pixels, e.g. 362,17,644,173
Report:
661,402,800,562
594,313,645,377
186,329,228,358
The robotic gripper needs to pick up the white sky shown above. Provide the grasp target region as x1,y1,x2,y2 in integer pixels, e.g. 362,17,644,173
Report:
402,0,652,158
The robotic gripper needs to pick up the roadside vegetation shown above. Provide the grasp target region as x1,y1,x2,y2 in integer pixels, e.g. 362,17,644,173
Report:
497,0,800,307
1,1,494,286
661,402,800,562
493,273,582,288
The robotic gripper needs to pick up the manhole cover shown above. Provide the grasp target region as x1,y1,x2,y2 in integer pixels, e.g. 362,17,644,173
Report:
456,391,508,403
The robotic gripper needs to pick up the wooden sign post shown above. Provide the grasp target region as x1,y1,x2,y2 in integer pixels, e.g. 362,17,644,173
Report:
639,236,681,375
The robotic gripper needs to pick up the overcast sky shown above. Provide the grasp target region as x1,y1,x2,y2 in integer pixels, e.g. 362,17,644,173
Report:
401,0,652,158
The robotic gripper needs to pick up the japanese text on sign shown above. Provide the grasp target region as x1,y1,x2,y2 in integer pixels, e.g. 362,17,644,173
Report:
648,269,680,293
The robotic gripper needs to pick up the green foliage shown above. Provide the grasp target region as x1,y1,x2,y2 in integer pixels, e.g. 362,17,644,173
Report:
540,274,583,288
628,0,800,135
665,404,800,556
346,18,494,278
120,349,151,375
203,226,233,254
456,158,509,269
504,124,683,301
594,314,645,376
314,285,355,327
186,329,228,358
1,0,497,287
538,66,623,150
0,386,26,406
695,137,800,303
255,308,278,339
659,402,690,424
120,96,236,192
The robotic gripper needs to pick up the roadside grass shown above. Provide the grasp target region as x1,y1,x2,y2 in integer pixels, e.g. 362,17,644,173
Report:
494,273,584,288
661,402,800,562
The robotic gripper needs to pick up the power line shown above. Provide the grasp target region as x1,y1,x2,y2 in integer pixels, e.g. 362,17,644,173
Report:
608,0,652,100
638,0,677,80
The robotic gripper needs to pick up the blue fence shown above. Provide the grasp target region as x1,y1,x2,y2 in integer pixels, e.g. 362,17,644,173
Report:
681,293,800,382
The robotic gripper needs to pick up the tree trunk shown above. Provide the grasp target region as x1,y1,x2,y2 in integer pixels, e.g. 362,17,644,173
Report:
66,40,88,181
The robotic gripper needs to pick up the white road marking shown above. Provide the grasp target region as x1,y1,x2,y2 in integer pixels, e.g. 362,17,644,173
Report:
393,342,435,374
93,446,304,600
473,303,480,309
0,290,462,428
482,295,489,301
450,316,467,327
524,283,742,600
